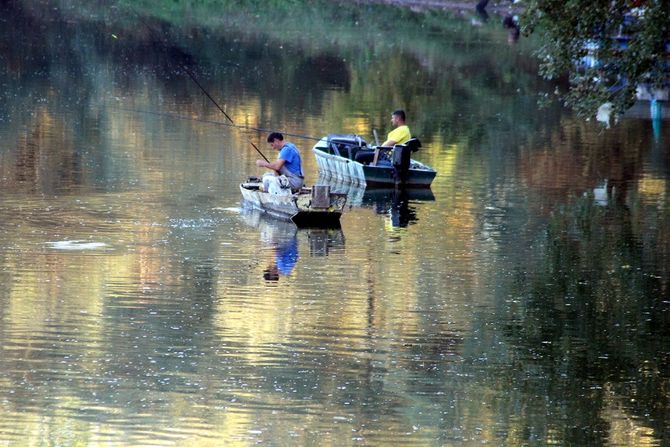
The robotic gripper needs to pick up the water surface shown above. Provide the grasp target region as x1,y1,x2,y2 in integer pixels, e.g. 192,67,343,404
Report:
1,1,669,446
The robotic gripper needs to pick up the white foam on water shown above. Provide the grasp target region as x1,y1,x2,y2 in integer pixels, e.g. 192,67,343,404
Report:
212,207,241,213
47,240,109,251
168,218,218,228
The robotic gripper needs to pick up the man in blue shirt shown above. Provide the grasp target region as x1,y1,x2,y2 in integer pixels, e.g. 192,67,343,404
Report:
256,132,304,192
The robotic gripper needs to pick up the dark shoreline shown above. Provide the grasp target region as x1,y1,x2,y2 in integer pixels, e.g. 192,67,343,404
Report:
354,0,522,14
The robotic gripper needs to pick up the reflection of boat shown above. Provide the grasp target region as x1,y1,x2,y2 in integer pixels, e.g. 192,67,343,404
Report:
240,207,299,278
240,205,298,240
306,225,346,256
240,177,347,227
319,177,435,205
239,208,345,278
319,178,435,228
312,134,437,188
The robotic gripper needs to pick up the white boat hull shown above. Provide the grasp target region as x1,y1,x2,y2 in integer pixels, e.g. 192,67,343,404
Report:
239,180,346,227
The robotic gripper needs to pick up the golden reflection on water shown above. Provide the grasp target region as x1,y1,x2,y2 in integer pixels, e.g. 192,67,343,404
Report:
0,175,482,445
2,89,663,445
2,4,670,446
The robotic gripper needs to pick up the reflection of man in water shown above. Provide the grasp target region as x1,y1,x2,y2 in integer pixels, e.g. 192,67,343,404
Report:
263,230,299,281
475,0,521,44
502,15,520,44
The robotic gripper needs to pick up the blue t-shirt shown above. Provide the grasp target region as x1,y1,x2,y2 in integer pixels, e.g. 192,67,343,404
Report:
276,237,299,275
278,142,303,177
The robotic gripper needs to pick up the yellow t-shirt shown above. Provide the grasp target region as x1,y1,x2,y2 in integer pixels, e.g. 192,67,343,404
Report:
386,125,411,145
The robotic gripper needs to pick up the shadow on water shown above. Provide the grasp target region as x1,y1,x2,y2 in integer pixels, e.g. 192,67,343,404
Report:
317,176,435,228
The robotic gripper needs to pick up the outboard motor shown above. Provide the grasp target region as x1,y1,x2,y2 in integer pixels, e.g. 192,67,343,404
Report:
311,185,331,208
404,138,421,153
392,138,421,185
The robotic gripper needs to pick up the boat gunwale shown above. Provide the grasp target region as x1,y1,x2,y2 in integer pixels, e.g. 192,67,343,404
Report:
239,182,345,227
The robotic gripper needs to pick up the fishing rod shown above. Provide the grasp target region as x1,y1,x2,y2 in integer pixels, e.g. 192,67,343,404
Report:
136,16,270,162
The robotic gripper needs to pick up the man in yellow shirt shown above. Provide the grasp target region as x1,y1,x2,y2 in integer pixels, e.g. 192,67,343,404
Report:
381,109,411,147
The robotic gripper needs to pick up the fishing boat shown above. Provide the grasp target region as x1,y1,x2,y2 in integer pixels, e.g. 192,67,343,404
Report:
239,176,347,227
312,134,437,188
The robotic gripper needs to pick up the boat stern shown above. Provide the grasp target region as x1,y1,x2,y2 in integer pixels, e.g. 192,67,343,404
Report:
291,185,347,226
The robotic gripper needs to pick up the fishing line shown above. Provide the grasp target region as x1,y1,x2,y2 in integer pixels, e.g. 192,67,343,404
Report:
111,106,323,142
134,16,273,161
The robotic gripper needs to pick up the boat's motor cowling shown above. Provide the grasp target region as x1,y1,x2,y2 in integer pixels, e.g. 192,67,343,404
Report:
311,185,331,208
404,137,421,152
392,138,420,184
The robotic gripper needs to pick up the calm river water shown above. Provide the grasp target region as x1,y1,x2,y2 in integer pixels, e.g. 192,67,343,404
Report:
1,1,669,446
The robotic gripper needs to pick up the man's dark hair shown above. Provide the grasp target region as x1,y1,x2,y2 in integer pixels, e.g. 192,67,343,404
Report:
392,109,406,121
267,132,284,142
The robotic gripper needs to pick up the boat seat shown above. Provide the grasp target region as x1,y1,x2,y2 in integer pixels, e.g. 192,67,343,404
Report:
354,149,375,164
329,137,368,160
341,143,360,160
401,137,421,152
329,142,344,156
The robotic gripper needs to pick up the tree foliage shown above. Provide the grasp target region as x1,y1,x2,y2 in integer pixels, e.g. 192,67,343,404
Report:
522,0,670,119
